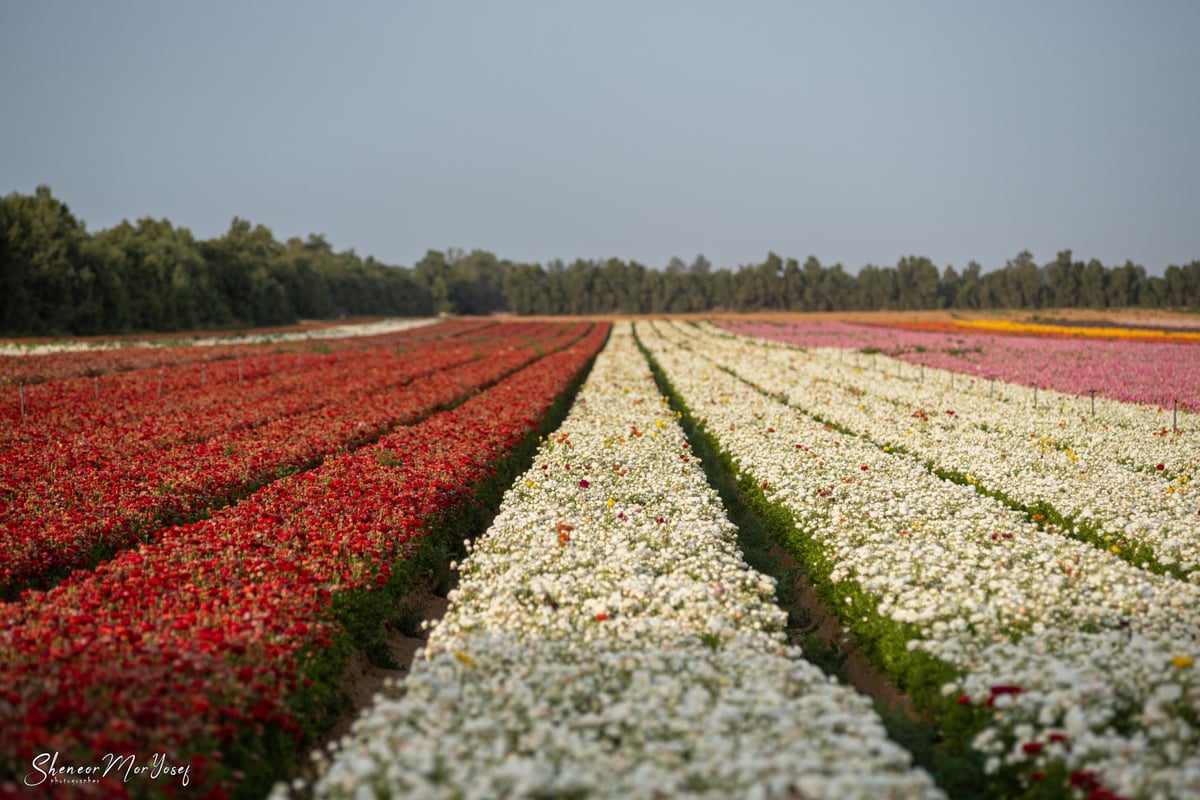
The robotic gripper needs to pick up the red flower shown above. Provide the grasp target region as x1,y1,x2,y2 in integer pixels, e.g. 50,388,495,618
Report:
578,479,589,488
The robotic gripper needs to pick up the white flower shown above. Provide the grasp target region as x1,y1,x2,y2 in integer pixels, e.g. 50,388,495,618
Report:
640,320,1200,800
297,324,942,800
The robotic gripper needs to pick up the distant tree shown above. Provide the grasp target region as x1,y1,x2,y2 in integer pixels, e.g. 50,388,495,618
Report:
414,250,454,314
0,185,91,334
1042,250,1077,308
503,262,548,314
896,256,940,309
821,263,853,310
199,218,284,325
1079,259,1106,308
93,217,230,331
856,264,898,310
954,261,983,309
1012,250,1041,308
938,265,959,309
1161,263,1200,308
781,257,804,310
445,250,509,315
1106,260,1144,308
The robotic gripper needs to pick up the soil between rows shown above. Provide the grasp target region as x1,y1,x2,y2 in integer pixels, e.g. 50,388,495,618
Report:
322,587,452,748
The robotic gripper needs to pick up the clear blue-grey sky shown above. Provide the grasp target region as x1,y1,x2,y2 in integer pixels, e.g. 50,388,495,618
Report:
2,1,1198,274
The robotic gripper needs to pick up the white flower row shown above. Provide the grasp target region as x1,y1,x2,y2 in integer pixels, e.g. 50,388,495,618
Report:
285,323,942,800
0,317,440,355
638,320,1200,799
671,321,1200,580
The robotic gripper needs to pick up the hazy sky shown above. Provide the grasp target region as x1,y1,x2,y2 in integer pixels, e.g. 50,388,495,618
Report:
2,1,1198,274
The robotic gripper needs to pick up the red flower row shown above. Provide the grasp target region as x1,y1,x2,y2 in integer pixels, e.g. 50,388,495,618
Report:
1,322,586,598
0,319,498,388
2,320,551,472
0,319,492,453
0,323,608,796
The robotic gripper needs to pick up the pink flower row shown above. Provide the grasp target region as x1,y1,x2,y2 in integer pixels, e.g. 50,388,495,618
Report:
720,320,1200,412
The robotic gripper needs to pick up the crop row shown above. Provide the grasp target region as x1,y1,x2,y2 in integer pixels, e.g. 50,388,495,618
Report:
0,317,456,387
290,323,941,800
0,323,608,798
1,321,550,472
639,321,1200,799
675,321,1199,581
0,318,492,453
719,319,1200,413
0,322,586,598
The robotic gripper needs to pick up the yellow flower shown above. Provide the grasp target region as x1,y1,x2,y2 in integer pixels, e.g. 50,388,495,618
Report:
607,498,615,507
525,479,538,489
1110,545,1121,554
1172,655,1194,669
454,651,478,668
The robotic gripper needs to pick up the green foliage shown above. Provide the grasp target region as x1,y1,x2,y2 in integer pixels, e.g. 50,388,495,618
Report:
0,187,433,336
3,186,1199,335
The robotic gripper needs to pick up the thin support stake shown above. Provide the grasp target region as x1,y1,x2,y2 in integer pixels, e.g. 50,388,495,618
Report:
19,383,26,419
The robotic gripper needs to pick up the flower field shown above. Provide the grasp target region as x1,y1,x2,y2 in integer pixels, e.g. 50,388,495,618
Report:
290,324,941,799
0,320,607,796
1,320,583,597
701,322,1199,579
639,320,1199,799
719,319,1200,412
4,314,1199,799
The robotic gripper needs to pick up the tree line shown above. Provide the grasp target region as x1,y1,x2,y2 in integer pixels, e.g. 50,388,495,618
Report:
504,251,1200,316
2,185,1198,336
0,186,432,336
